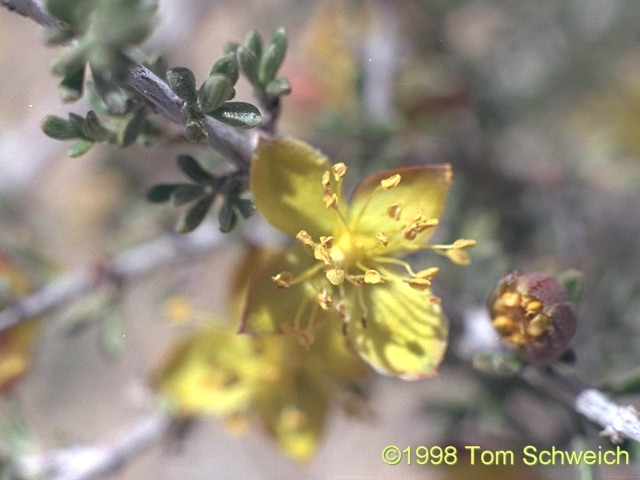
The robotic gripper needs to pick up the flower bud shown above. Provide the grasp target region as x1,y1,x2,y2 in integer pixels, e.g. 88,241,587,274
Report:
488,271,578,364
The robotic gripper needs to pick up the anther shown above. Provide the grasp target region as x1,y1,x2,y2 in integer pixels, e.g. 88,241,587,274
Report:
416,267,439,280
407,278,431,291
453,238,477,249
381,174,401,190
364,270,382,284
271,271,293,288
376,232,389,247
332,163,347,181
296,230,316,248
326,268,345,285
387,204,402,220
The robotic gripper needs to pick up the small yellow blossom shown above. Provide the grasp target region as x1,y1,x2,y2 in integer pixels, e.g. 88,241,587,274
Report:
243,137,475,380
156,245,369,461
0,251,39,392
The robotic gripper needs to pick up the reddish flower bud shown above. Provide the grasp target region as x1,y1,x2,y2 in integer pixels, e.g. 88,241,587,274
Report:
488,272,578,364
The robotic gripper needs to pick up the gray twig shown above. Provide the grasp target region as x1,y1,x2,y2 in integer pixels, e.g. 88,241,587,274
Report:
576,389,640,444
0,0,64,27
17,410,172,480
0,223,226,332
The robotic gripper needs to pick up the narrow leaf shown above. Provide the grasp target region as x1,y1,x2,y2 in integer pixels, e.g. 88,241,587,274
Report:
258,28,287,85
265,77,291,98
198,75,235,113
244,30,263,60
209,102,262,129
218,202,238,232
146,184,183,203
234,198,256,219
209,55,239,85
237,46,260,88
58,66,85,103
82,111,111,142
175,196,214,233
41,115,81,139
170,184,206,207
68,139,94,157
177,155,215,184
167,67,197,104
185,120,208,142
118,108,147,147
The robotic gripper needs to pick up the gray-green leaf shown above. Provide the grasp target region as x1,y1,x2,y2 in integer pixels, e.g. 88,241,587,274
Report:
208,102,262,129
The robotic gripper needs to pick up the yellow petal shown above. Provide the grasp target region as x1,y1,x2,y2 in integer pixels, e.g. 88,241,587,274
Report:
156,327,262,415
250,137,335,239
0,320,39,392
311,322,370,381
346,270,448,380
348,166,453,254
0,252,39,392
256,368,329,461
240,247,335,335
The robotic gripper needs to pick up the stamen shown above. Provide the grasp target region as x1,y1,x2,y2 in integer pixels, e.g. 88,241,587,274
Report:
416,267,439,280
376,232,389,247
326,268,345,285
315,288,333,310
453,239,477,249
272,263,325,289
446,249,470,265
272,271,294,288
372,256,420,277
322,170,331,190
314,244,331,265
407,278,431,291
403,218,439,241
332,162,347,181
387,204,402,221
319,236,333,248
296,230,316,248
324,192,338,209
380,174,401,190
364,270,383,284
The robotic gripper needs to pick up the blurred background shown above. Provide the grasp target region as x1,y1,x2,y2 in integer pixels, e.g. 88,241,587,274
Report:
3,0,640,478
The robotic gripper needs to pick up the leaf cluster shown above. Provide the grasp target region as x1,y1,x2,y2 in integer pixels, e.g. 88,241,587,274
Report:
43,0,157,112
167,54,262,142
147,155,255,233
230,28,291,102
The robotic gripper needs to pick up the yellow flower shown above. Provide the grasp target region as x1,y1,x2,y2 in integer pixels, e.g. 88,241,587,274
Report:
242,137,474,380
0,251,39,392
156,317,367,461
156,246,369,461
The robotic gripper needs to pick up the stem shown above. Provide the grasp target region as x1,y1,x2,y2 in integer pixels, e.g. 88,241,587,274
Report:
17,410,172,480
1,0,257,171
0,223,226,332
126,65,255,170
0,0,64,27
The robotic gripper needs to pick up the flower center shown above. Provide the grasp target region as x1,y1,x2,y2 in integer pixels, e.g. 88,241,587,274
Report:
491,289,553,345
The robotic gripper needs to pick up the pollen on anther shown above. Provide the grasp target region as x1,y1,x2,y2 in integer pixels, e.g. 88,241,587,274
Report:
381,174,401,190
324,193,338,209
271,271,293,288
364,270,382,284
332,163,347,181
416,267,439,280
376,232,389,247
322,170,331,189
387,204,402,221
453,238,477,249
326,268,345,285
408,278,431,291
296,230,316,248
